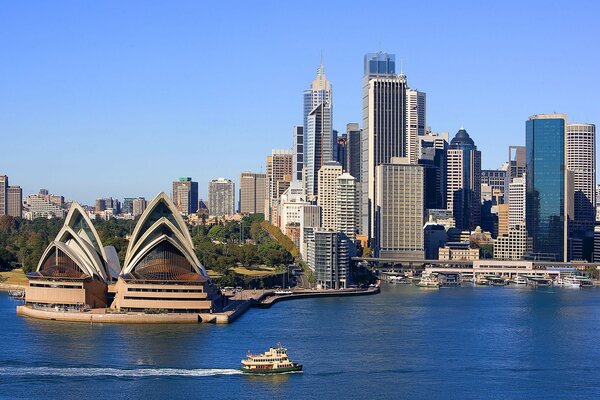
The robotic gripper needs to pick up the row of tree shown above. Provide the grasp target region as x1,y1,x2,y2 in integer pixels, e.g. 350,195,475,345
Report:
0,214,295,276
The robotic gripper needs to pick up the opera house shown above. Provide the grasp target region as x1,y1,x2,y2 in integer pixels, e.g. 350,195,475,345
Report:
24,193,218,314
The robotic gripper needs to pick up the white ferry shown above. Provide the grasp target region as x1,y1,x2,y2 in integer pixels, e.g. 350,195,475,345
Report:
241,344,303,374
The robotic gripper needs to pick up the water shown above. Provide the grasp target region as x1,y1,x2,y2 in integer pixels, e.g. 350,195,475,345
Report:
1,285,600,399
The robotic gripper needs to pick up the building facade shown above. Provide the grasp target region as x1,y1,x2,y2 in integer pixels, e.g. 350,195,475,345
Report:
375,159,425,260
265,149,293,222
406,88,426,164
336,173,357,240
526,114,570,261
239,172,267,215
293,126,304,182
307,230,349,290
494,226,533,261
362,52,407,239
0,175,7,216
208,178,235,217
8,186,22,218
446,128,482,231
317,162,343,230
172,177,199,215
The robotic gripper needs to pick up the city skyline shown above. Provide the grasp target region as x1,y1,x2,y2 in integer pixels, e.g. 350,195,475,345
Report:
2,2,600,204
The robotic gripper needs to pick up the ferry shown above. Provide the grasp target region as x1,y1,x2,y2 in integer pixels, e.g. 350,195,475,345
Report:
416,273,439,288
558,276,581,288
509,276,528,285
241,344,303,374
486,276,507,286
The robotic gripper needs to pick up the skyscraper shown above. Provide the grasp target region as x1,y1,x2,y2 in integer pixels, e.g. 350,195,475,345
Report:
567,123,596,237
208,178,235,217
509,176,526,229
375,158,425,260
304,64,333,197
0,175,7,215
292,126,304,181
446,128,482,231
265,149,293,222
132,197,147,217
172,177,199,215
346,123,361,180
307,230,349,290
336,173,357,240
317,162,343,230
239,172,267,215
334,133,347,171
362,52,407,238
406,88,426,164
509,146,526,180
7,186,22,218
526,114,570,261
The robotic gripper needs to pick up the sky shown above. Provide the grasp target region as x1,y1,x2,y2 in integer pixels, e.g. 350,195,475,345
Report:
1,1,599,205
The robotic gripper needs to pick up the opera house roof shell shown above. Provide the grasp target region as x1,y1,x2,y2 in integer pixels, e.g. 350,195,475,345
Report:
121,192,207,282
29,203,114,282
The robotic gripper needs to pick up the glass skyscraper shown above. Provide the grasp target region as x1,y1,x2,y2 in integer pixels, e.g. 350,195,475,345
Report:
526,114,569,261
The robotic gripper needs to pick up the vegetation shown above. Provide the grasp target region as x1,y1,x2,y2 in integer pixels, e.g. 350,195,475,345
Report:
0,214,296,288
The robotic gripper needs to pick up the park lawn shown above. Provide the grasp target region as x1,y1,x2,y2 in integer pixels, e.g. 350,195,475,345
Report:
232,266,277,277
0,268,28,287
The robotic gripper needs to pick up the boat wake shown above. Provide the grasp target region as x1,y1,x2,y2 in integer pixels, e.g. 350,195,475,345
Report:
0,366,242,378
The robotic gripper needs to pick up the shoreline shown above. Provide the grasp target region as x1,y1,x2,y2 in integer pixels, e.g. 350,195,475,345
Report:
14,286,380,325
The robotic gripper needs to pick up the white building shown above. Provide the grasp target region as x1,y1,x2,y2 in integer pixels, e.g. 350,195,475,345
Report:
494,226,533,261
406,88,426,164
317,162,343,230
509,176,526,229
336,173,357,240
567,123,596,233
307,230,349,289
24,193,66,220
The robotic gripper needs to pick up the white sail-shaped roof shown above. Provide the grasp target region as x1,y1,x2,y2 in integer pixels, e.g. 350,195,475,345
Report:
122,192,207,277
35,203,110,282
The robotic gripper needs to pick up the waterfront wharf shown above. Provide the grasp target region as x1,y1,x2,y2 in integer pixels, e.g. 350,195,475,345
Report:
15,286,380,325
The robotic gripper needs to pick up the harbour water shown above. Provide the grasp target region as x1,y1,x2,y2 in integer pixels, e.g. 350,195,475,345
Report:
1,285,600,399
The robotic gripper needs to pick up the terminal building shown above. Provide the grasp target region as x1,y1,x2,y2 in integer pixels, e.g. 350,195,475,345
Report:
24,193,218,314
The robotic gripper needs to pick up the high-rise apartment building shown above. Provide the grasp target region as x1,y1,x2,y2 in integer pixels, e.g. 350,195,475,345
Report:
239,172,267,215
265,150,293,222
362,52,407,238
293,126,304,181
0,175,7,216
526,114,571,261
567,123,596,236
208,178,235,217
375,158,425,260
317,162,343,230
406,88,426,164
172,177,199,215
24,190,66,219
336,173,357,240
446,128,482,231
8,186,22,218
307,230,349,290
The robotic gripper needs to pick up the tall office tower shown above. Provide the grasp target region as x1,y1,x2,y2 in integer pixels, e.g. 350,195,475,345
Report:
481,170,508,204
300,204,322,261
172,177,199,215
307,230,349,289
526,114,571,262
95,198,107,212
0,175,7,215
567,123,596,236
406,88,426,164
375,158,425,260
446,128,482,231
346,123,361,180
317,162,343,230
305,103,333,197
239,172,267,215
509,146,526,180
265,149,293,222
497,204,509,237
292,126,304,181
334,133,348,171
8,186,22,218
303,64,333,197
132,197,147,217
122,198,135,215
509,176,526,229
362,52,407,239
419,133,448,211
208,178,235,217
336,173,357,240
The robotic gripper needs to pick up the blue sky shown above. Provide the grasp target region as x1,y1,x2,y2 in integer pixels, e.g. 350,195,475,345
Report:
1,1,599,204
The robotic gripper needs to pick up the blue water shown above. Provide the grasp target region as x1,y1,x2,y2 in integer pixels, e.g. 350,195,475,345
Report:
1,285,600,400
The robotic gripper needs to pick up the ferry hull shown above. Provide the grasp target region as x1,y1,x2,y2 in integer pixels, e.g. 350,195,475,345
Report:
241,364,303,374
